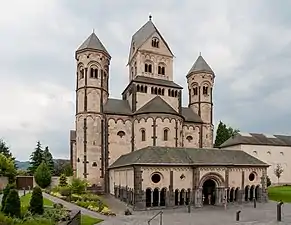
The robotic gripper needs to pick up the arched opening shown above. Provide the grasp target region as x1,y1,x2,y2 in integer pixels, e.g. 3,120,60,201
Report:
137,85,140,92
202,179,216,205
244,186,249,201
255,185,260,200
174,189,179,206
153,188,159,207
180,189,185,205
154,87,157,94
229,188,234,202
160,188,166,206
163,129,168,141
146,188,151,207
226,188,230,202
234,188,239,202
141,129,146,141
151,87,154,94
249,185,255,201
185,189,191,205
158,88,161,95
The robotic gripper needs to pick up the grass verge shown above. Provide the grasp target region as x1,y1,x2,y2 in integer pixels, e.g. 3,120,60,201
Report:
268,186,291,202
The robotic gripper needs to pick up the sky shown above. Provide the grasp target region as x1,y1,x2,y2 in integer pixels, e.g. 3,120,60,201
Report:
1,0,291,161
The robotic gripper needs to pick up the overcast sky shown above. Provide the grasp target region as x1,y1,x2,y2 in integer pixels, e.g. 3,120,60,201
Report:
1,0,291,161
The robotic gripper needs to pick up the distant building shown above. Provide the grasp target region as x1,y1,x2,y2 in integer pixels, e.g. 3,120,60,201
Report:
70,16,268,210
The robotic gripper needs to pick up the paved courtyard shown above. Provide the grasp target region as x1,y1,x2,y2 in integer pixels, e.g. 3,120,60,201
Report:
100,201,291,225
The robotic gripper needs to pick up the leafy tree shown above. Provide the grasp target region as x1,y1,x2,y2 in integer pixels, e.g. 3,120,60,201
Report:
59,174,68,187
266,176,271,187
53,159,73,176
17,169,29,176
3,189,21,218
71,177,87,195
43,146,54,173
34,162,52,188
28,141,44,175
29,186,44,215
274,163,284,184
0,153,17,183
214,121,240,147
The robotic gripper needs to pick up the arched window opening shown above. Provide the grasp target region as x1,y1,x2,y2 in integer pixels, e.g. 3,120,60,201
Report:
168,89,171,96
94,69,98,78
154,87,157,94
144,86,148,93
152,37,159,48
163,129,169,141
171,90,174,97
158,66,161,74
77,158,80,162
145,63,153,73
158,88,161,95
193,87,198,95
203,86,208,95
117,131,126,138
158,65,166,75
161,67,165,75
148,64,152,73
137,85,140,92
145,64,148,72
186,136,193,142
174,90,178,97
92,162,97,167
134,62,137,75
141,85,144,92
141,129,146,141
151,87,154,94
161,89,164,95
79,68,84,79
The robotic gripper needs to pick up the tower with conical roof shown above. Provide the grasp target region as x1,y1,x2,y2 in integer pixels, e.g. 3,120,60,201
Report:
74,31,111,187
187,55,215,147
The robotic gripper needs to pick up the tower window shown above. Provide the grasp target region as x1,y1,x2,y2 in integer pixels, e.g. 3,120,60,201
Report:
141,129,146,141
203,86,208,95
152,37,159,48
158,65,166,75
90,68,98,79
145,63,152,73
79,68,84,79
163,129,169,141
193,87,198,95
117,131,125,138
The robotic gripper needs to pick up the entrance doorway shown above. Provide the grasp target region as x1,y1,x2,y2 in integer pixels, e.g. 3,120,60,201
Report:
202,179,216,205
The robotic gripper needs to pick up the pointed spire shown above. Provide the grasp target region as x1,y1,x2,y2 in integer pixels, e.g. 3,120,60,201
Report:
76,32,110,57
187,55,214,76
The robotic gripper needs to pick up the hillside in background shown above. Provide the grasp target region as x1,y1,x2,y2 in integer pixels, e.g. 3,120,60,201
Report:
15,159,70,170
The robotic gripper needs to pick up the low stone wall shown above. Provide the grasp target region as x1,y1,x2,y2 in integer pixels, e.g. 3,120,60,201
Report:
0,177,8,190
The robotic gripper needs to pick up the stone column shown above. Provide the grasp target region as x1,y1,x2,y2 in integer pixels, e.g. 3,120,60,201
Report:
237,189,243,204
215,187,225,206
260,168,268,203
133,166,145,210
257,187,262,203
194,188,203,207
168,171,174,207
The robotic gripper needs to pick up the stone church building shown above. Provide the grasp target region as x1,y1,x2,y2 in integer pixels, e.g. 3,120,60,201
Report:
70,16,268,210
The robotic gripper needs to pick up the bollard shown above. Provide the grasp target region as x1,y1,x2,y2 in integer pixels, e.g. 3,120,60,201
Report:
253,197,256,208
236,210,241,221
23,187,26,196
277,201,284,222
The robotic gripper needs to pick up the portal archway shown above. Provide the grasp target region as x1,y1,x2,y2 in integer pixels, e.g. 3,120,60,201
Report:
202,179,216,205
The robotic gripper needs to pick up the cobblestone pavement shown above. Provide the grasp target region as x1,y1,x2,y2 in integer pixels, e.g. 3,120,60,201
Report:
100,201,291,225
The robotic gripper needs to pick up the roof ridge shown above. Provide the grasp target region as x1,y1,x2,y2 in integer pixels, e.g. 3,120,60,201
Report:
187,55,214,75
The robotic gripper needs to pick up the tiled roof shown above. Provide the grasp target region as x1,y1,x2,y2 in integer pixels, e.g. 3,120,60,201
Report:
181,107,203,123
109,146,268,168
76,32,110,56
220,132,291,148
135,96,178,115
187,55,214,76
103,98,132,115
133,76,182,89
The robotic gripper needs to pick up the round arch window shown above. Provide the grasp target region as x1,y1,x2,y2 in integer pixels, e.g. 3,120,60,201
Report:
151,173,161,183
249,172,256,181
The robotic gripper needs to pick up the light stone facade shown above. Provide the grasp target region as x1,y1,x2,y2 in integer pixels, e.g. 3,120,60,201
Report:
70,17,268,209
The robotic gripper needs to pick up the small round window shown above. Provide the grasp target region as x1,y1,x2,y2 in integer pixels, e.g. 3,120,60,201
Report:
249,172,255,181
151,173,161,183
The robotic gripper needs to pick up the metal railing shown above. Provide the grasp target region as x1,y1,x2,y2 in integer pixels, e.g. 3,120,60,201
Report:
148,211,163,225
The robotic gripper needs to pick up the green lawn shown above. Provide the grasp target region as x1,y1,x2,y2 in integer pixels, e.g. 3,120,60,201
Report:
81,215,103,225
20,193,54,207
268,186,291,202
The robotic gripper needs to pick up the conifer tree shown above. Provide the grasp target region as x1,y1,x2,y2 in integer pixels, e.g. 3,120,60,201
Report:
214,121,239,147
3,189,21,218
59,174,68,187
43,146,54,173
29,186,44,215
34,162,52,188
28,141,44,175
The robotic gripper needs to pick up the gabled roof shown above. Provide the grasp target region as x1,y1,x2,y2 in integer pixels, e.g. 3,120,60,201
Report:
134,76,182,89
76,32,110,57
181,107,203,123
103,98,132,115
187,55,214,76
109,146,268,169
128,17,173,63
135,96,178,115
220,132,291,148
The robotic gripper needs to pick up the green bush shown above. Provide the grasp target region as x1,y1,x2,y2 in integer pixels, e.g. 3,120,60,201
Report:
29,186,44,215
70,177,87,195
34,162,52,189
59,186,72,197
59,174,68,187
3,189,21,218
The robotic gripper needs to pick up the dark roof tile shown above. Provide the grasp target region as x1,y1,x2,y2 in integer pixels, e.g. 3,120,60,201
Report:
181,107,203,123
103,98,132,115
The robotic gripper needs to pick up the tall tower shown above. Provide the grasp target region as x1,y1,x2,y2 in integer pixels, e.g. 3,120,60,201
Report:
75,32,111,187
187,55,215,147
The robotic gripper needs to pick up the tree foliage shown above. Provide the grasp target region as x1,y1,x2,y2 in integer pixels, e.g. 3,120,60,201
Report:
28,141,44,175
1,183,15,212
59,174,68,187
29,186,44,215
0,139,14,160
214,121,240,147
274,163,284,184
43,146,54,173
0,153,17,183
3,189,21,218
34,162,52,188
53,159,73,176
71,177,87,195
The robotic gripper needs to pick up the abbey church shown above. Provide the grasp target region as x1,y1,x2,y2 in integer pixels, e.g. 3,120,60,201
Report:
70,17,268,210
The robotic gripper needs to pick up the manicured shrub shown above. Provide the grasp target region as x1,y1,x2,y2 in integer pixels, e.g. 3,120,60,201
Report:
1,183,16,212
70,178,87,195
59,174,68,187
34,162,52,188
3,189,21,218
59,186,72,197
29,186,44,215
